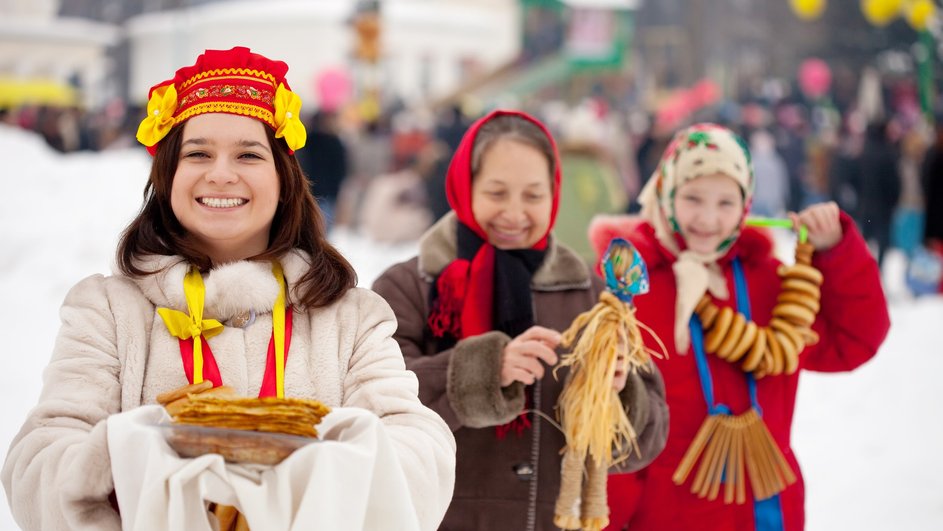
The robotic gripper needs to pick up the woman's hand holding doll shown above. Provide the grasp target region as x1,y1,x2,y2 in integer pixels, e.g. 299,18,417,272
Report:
500,326,560,386
501,326,631,392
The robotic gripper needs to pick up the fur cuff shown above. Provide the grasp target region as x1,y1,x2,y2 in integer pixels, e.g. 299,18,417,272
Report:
619,370,650,435
446,331,525,427
615,361,668,472
60,420,121,529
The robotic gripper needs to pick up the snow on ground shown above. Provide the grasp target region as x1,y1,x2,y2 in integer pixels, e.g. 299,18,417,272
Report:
0,125,941,529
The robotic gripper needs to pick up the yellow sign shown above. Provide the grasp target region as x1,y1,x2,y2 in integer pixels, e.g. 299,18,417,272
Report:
0,78,78,108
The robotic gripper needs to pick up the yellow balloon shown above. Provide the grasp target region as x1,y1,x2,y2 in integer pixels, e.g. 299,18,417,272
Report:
790,0,826,20
906,0,936,30
861,0,903,26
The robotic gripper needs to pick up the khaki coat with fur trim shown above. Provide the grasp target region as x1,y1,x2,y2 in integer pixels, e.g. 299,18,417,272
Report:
372,213,668,531
2,250,455,531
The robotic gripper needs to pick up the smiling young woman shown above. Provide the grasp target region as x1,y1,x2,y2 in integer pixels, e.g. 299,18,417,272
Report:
2,46,455,531
169,113,281,264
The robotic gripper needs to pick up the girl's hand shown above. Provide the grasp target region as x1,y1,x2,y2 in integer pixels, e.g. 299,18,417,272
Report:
790,201,842,251
500,326,561,386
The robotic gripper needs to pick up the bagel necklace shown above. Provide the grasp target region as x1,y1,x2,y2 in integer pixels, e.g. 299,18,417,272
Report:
672,220,822,510
693,222,822,379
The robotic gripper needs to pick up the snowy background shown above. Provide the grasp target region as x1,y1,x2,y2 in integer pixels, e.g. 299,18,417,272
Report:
0,124,941,529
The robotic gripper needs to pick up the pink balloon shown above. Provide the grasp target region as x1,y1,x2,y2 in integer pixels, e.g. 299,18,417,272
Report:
798,58,832,99
315,68,353,111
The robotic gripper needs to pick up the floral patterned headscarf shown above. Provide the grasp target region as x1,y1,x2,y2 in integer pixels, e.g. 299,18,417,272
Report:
637,123,754,352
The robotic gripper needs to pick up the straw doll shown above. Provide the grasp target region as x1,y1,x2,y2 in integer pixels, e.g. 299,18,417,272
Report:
553,238,665,531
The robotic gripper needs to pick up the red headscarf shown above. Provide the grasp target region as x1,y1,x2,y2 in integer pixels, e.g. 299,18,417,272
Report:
428,109,562,339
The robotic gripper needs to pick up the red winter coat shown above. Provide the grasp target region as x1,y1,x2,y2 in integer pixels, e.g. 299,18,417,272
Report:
590,211,890,531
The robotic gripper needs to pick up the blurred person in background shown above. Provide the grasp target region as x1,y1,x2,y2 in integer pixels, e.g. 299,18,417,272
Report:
922,116,943,249
855,120,902,267
338,113,394,231
631,116,672,213
772,100,807,212
358,142,437,243
891,126,928,259
555,103,629,263
749,129,789,217
297,109,349,229
425,104,472,222
828,115,864,218
914,114,943,294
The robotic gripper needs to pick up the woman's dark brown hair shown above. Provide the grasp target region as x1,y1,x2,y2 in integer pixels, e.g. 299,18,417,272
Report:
116,122,357,309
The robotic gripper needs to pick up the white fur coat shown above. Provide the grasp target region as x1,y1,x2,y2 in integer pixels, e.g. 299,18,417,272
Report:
1,251,455,530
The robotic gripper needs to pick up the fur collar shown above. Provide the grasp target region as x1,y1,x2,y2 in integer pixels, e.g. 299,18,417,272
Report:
123,250,312,321
418,212,590,291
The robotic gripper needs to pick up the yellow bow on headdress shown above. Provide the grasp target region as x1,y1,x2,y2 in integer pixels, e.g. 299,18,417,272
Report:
157,268,224,383
136,84,178,149
274,83,306,152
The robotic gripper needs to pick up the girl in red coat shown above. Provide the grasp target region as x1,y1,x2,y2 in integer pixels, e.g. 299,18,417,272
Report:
589,123,890,531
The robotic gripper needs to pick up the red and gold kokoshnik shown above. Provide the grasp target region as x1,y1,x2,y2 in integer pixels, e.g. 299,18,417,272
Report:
136,47,306,154
175,71,278,129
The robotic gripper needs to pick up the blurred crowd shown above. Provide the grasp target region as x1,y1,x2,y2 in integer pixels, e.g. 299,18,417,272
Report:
0,100,143,153
3,71,942,294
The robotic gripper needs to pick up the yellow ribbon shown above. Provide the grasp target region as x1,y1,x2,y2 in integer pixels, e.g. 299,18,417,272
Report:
157,268,224,384
158,263,289,396
273,83,306,152
272,262,288,398
136,83,178,148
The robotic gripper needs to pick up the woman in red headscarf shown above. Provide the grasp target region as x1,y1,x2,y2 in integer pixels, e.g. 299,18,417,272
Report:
373,110,668,530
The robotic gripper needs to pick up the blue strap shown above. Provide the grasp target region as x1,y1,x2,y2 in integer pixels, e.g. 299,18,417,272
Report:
755,495,785,531
689,258,760,414
688,258,785,530
689,317,732,415
732,259,761,414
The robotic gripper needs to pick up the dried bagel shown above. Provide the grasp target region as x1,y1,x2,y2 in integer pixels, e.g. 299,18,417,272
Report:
728,321,758,363
777,291,820,313
777,263,824,285
716,313,747,360
741,326,767,372
780,278,821,299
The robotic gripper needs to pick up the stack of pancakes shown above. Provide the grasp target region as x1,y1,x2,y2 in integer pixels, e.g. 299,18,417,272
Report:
173,395,331,438
156,383,331,464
